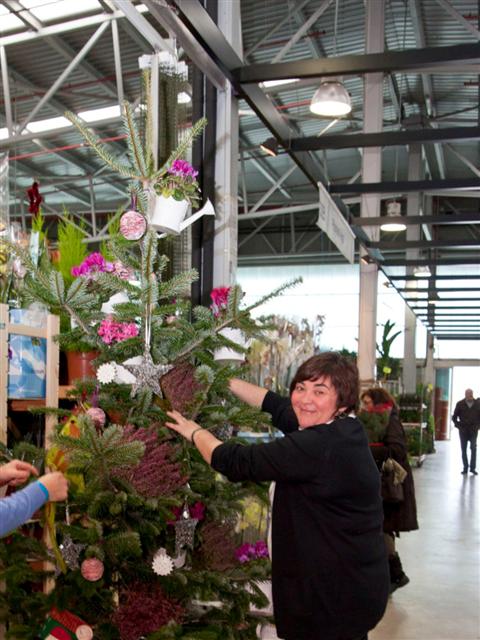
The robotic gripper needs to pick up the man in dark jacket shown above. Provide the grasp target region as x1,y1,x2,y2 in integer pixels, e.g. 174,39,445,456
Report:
452,389,480,475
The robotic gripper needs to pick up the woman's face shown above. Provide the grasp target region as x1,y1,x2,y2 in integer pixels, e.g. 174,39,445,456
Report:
362,394,374,411
291,376,343,428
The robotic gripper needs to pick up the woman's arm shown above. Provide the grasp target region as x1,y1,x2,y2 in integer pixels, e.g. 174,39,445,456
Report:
165,410,222,465
228,378,268,408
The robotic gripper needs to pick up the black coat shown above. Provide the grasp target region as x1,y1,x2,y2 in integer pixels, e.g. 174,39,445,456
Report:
369,408,419,534
452,399,480,430
212,391,389,640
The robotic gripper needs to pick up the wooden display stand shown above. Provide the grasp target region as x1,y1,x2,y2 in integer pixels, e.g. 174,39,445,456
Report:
0,303,60,447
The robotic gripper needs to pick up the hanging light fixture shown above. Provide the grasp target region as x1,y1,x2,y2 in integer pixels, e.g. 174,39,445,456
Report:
260,137,278,157
310,0,352,118
413,265,432,277
380,201,406,232
310,81,352,117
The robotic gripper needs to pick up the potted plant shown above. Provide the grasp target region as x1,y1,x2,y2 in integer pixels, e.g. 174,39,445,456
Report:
150,159,200,234
210,286,248,362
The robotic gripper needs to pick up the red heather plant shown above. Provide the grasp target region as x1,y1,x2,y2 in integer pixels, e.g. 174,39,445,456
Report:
118,426,188,498
113,581,184,640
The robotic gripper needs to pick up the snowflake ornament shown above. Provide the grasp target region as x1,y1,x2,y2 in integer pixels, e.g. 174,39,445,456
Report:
96,362,117,384
152,548,174,576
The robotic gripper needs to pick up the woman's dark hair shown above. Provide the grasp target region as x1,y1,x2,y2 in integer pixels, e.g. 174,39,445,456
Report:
361,387,397,409
289,352,359,413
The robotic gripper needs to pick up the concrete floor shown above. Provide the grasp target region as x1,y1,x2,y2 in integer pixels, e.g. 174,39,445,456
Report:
370,440,480,640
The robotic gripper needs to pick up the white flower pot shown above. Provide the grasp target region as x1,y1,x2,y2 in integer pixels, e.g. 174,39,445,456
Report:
114,356,142,384
149,195,189,234
101,291,129,315
214,328,247,362
250,580,274,616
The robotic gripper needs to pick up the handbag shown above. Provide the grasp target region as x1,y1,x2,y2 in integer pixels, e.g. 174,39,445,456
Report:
381,458,405,503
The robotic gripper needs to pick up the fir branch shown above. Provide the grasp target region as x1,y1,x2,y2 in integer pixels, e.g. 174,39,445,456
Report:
65,111,138,179
243,277,302,314
123,101,148,177
154,117,207,180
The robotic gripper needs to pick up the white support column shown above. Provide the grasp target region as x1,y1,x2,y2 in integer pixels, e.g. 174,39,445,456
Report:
358,0,384,388
213,0,242,287
403,144,422,393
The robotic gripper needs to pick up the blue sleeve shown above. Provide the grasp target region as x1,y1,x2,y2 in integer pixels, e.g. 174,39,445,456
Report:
0,482,47,537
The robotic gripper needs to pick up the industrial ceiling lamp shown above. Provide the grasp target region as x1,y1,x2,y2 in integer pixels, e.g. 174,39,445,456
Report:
380,201,407,232
260,137,278,157
310,0,352,118
310,81,352,117
414,265,432,277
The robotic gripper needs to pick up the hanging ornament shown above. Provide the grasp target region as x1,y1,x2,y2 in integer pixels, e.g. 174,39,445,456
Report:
120,208,147,241
123,351,173,398
81,557,104,582
86,407,106,429
152,548,174,576
12,257,27,279
96,362,117,385
213,422,234,441
59,535,86,571
27,181,43,215
174,503,199,557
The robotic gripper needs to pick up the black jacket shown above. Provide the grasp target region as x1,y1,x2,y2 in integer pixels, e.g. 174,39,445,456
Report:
452,399,480,430
212,391,389,640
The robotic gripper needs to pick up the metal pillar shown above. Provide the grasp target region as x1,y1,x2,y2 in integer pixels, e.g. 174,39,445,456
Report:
403,144,423,393
212,0,242,287
358,0,384,388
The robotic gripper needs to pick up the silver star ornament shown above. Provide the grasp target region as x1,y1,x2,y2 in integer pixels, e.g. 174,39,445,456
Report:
123,351,173,398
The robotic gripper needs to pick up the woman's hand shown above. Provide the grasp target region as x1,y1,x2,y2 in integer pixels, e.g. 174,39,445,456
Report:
0,460,38,487
165,410,202,442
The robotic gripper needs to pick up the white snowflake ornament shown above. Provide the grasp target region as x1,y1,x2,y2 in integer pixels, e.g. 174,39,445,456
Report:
152,548,174,576
96,362,117,384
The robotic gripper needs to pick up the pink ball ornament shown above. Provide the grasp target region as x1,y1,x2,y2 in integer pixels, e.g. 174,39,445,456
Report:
119,209,147,241
81,558,104,582
86,407,106,429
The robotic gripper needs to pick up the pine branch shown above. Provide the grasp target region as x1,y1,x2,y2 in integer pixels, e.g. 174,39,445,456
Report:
153,117,207,179
65,111,138,179
123,101,148,177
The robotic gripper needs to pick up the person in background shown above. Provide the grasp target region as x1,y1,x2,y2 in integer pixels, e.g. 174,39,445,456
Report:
451,388,480,476
166,353,389,640
0,459,68,537
360,388,418,594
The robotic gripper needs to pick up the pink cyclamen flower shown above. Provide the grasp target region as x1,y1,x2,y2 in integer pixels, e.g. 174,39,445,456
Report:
71,252,113,278
168,159,198,180
210,286,231,317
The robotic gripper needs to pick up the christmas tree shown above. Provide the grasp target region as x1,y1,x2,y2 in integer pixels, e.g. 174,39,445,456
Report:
2,77,299,639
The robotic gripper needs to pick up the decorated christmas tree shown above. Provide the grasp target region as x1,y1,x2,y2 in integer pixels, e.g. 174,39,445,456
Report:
2,77,299,639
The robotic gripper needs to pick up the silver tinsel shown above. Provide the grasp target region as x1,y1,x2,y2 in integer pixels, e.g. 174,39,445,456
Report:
123,351,173,398
174,504,198,557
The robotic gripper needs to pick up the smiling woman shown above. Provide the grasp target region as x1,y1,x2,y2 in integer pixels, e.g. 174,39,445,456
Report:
165,352,389,640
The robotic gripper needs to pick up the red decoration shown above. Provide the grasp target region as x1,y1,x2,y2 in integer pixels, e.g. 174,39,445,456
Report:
81,557,104,581
27,181,43,215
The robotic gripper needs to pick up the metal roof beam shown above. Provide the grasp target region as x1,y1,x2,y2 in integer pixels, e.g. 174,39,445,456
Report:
168,0,328,190
330,177,480,194
235,42,480,83
290,126,480,151
369,238,480,250
352,213,480,225
389,274,480,281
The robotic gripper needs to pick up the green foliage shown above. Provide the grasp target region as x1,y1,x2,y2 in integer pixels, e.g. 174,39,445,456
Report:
358,410,389,443
56,213,89,286
376,320,401,380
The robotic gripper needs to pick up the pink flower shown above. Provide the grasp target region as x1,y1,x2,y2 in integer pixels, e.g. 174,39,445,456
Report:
98,318,139,344
210,286,231,317
168,501,206,525
71,252,113,278
235,540,269,563
168,159,198,180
